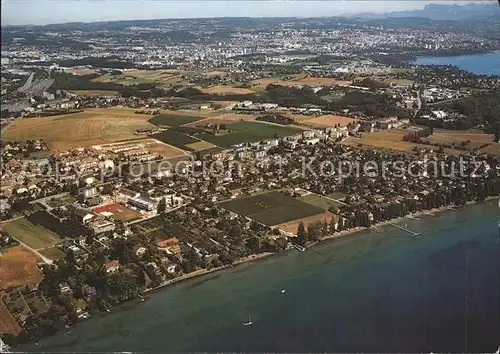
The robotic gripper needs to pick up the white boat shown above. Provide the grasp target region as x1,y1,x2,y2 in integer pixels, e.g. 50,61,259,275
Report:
281,289,286,294
242,314,254,326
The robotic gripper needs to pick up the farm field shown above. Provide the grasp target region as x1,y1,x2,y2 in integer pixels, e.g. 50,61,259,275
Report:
197,121,302,148
219,191,324,226
420,136,488,151
480,143,500,156
193,112,259,124
38,246,66,261
92,69,186,87
144,140,188,157
249,76,352,91
0,245,43,289
200,85,256,95
150,130,200,151
2,218,62,249
0,298,21,335
2,108,155,151
184,141,216,151
303,114,357,127
150,113,205,127
343,129,458,155
93,203,142,222
382,78,414,85
299,193,344,210
278,211,339,234
69,90,119,96
431,130,494,143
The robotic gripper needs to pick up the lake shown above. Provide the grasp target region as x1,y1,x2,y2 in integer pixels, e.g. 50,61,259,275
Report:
414,52,500,76
25,200,500,353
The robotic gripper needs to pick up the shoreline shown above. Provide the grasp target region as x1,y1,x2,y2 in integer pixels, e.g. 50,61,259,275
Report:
13,197,498,349
149,196,498,295
144,252,274,295
310,196,498,246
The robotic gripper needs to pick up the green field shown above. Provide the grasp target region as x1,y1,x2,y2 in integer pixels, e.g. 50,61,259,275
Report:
2,218,62,249
219,191,323,226
150,114,204,127
299,193,344,210
38,246,66,260
197,121,302,148
69,90,119,97
109,208,142,222
150,130,199,150
46,195,77,208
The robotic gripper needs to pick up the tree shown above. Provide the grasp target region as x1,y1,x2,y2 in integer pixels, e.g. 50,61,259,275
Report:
307,222,320,241
297,222,307,246
246,236,260,254
229,224,242,240
157,197,167,214
329,217,337,234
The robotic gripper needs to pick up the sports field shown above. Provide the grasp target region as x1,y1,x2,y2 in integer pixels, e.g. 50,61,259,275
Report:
2,108,156,151
197,121,302,148
93,203,142,222
0,245,43,289
2,218,62,249
219,191,324,226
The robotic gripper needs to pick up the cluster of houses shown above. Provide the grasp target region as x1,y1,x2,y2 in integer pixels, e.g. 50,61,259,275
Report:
422,86,467,103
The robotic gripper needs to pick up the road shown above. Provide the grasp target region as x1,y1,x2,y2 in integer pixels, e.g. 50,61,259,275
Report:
12,232,53,265
17,72,34,93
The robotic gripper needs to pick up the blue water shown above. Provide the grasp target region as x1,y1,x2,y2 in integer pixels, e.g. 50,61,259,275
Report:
25,201,500,352
415,52,500,76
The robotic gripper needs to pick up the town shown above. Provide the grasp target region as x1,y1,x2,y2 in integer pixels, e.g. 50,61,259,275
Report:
1,10,499,350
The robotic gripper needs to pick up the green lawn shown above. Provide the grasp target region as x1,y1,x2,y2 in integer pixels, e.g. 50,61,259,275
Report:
197,121,302,148
299,194,344,210
2,218,62,249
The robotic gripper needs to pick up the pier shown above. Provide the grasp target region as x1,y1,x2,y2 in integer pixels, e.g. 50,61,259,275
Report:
388,222,421,236
294,245,306,252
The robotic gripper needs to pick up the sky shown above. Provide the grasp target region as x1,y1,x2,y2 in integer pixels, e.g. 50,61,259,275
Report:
0,0,489,26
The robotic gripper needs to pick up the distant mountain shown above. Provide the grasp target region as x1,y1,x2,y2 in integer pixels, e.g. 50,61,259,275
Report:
355,3,499,21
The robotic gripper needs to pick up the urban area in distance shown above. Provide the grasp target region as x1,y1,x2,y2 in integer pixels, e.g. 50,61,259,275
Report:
0,2,499,352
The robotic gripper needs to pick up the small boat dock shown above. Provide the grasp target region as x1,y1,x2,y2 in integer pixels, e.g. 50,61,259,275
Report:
294,244,306,252
388,222,421,236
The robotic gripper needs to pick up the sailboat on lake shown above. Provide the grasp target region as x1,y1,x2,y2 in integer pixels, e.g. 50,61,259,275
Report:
242,314,254,326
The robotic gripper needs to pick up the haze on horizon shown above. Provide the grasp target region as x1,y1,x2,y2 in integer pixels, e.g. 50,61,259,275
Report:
0,0,487,26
